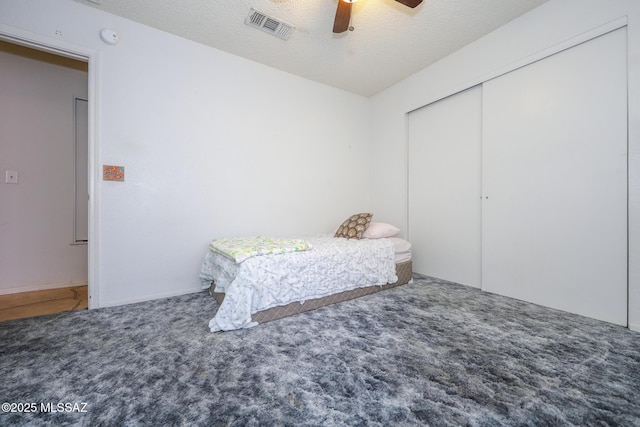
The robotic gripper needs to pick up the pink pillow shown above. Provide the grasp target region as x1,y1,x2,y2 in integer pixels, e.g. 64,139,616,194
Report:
362,222,400,239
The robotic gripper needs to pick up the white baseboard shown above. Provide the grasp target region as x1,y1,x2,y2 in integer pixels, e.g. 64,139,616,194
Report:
629,323,640,333
98,287,203,309
0,280,88,296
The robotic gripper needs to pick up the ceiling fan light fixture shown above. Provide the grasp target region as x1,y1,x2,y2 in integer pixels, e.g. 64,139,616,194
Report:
335,0,417,34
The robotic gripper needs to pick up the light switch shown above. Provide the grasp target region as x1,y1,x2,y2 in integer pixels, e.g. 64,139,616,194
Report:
5,170,18,184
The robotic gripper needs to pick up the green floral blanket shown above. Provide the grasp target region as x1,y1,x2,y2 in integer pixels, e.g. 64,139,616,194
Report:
210,236,312,263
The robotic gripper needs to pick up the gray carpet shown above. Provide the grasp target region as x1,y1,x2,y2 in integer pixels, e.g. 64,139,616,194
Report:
1,276,639,426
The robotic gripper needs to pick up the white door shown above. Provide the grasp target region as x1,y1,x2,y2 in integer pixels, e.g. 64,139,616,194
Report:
482,28,627,325
408,86,482,288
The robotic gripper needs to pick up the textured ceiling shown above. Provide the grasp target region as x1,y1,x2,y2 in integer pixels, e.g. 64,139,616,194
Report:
74,0,550,97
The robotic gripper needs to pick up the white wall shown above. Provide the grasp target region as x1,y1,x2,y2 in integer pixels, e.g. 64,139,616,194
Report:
6,0,637,331
370,0,640,331
0,0,371,307
0,43,88,294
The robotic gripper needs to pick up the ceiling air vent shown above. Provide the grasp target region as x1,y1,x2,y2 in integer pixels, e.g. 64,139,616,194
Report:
245,8,295,41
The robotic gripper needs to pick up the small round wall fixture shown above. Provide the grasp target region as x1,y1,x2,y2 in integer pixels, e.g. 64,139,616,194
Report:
100,28,119,45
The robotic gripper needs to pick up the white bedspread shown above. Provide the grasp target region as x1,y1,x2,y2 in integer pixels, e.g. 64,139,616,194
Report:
200,234,397,332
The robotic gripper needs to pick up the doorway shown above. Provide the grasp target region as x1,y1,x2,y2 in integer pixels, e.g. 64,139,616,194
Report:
0,38,93,317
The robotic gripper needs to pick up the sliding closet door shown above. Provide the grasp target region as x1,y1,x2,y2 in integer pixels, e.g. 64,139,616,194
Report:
482,29,627,325
408,86,482,288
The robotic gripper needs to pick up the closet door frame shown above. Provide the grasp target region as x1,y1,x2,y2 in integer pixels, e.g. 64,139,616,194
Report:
405,17,630,326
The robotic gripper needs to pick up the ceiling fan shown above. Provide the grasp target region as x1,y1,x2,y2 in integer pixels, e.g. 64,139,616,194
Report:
333,0,423,33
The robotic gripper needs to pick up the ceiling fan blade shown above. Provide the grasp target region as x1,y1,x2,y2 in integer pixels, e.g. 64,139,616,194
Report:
395,0,423,8
333,1,352,33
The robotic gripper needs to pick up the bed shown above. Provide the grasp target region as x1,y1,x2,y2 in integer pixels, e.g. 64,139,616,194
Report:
199,216,413,332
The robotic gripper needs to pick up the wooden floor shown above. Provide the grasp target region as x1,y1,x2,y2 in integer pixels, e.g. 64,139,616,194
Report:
0,286,88,322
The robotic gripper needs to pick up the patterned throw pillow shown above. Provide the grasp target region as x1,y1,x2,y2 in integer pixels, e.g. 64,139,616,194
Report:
334,213,373,239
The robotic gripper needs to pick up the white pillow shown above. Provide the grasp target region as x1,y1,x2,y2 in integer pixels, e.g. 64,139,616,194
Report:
362,222,400,239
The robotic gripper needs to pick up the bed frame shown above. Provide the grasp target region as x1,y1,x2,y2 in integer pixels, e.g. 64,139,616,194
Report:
209,260,412,325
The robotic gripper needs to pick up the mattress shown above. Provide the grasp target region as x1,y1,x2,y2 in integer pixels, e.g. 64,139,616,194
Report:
388,237,412,263
201,235,412,331
211,259,413,325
